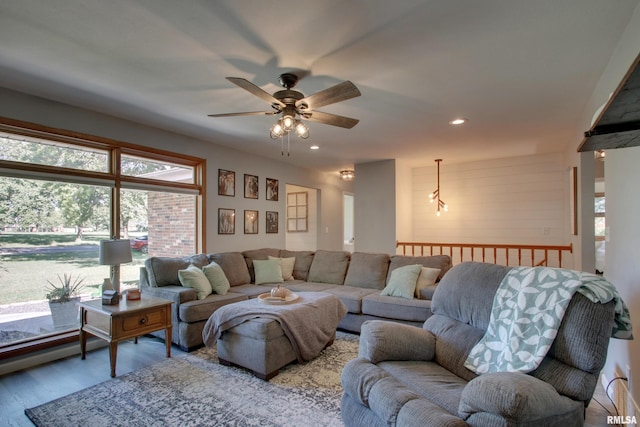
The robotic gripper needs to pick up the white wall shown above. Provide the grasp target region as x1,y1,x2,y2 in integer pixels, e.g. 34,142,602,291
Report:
0,87,351,253
571,2,640,407
354,159,396,253
604,147,640,410
395,158,413,243
410,153,569,260
343,193,354,252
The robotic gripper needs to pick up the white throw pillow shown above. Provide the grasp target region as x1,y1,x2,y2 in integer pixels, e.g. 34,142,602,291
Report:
415,267,441,299
178,264,212,300
202,261,230,295
380,264,422,299
268,256,295,281
253,259,284,285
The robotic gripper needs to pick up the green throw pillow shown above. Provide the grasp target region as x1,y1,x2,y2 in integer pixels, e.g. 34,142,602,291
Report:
380,264,422,299
268,256,296,281
178,264,212,300
202,261,230,295
253,259,284,285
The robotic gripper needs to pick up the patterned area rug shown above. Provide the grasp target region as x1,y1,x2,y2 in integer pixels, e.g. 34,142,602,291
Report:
25,331,359,427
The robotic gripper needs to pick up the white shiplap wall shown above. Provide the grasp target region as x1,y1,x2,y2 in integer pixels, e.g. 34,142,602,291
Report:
411,153,567,248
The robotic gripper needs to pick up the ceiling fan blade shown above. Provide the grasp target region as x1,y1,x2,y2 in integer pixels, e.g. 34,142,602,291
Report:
296,81,361,110
304,110,359,129
208,111,277,117
226,77,285,107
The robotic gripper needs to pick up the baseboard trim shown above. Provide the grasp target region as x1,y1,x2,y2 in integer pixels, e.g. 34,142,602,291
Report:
602,372,639,419
0,337,106,376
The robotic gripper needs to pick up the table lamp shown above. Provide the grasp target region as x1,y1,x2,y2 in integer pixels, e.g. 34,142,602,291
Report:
99,239,132,297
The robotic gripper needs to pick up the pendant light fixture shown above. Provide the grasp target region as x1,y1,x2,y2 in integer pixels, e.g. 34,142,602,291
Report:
428,159,448,216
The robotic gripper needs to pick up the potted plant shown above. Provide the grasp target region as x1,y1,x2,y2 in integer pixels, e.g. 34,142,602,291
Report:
46,273,85,328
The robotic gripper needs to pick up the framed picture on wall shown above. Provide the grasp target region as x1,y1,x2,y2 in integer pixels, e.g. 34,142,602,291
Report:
218,208,235,234
218,169,235,197
244,174,258,199
266,178,279,201
244,210,259,234
266,211,278,233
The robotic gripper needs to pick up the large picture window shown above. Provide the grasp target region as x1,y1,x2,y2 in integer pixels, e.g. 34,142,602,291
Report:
0,118,205,358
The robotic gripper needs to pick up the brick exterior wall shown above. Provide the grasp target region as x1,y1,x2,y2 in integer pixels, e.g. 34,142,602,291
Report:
148,192,195,257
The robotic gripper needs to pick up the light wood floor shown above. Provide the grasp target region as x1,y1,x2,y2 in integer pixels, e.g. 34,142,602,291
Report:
0,336,616,426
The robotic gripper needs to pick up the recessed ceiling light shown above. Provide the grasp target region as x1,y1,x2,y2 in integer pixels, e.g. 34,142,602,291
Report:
449,118,468,125
310,145,320,150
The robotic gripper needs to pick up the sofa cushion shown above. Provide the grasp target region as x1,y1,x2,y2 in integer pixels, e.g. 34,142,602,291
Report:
379,360,468,417
268,255,295,281
325,285,378,313
242,248,281,282
179,292,248,323
307,250,351,284
362,293,432,322
381,264,422,299
387,255,452,283
145,254,209,287
253,259,284,285
415,267,441,299
343,252,390,289
284,281,337,293
208,252,251,286
229,284,274,298
178,264,212,300
279,250,315,281
202,261,230,295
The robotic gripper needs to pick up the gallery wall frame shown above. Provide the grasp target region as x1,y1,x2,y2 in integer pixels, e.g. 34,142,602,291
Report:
266,178,279,201
218,169,235,197
266,211,278,233
244,210,259,234
218,208,235,234
244,174,258,199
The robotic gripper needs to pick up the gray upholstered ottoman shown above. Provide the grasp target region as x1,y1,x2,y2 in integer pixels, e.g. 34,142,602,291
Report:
217,316,335,380
206,292,347,380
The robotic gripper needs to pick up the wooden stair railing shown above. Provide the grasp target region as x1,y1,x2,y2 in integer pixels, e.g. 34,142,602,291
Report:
396,241,573,268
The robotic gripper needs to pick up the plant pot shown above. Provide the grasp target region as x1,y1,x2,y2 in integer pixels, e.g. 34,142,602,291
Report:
49,297,81,329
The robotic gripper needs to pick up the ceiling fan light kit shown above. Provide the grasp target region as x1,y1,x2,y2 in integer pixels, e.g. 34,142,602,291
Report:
209,72,361,154
340,170,355,181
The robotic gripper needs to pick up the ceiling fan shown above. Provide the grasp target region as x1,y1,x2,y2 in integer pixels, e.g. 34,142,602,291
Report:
208,73,361,140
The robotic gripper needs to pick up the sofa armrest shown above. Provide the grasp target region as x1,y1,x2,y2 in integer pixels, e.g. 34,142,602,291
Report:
359,320,435,364
141,284,197,305
459,372,583,424
139,266,150,288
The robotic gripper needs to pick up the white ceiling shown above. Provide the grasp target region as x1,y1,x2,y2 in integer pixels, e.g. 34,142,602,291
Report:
1,0,638,172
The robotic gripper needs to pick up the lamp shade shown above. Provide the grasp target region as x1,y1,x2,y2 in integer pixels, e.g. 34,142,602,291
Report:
99,239,132,265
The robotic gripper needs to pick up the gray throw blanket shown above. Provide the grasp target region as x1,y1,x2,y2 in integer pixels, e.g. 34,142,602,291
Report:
202,291,348,362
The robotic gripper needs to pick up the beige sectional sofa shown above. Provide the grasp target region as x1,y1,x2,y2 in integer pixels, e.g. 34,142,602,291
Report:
139,248,452,351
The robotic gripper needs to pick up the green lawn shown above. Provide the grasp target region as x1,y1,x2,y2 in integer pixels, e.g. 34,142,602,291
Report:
0,232,146,305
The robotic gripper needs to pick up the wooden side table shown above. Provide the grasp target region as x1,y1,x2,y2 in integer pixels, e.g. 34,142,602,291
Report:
79,295,173,377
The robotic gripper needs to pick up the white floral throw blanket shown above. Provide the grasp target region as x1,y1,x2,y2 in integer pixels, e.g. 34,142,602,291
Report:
464,267,633,374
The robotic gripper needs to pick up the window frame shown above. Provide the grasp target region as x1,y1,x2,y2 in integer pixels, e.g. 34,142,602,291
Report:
0,117,206,360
